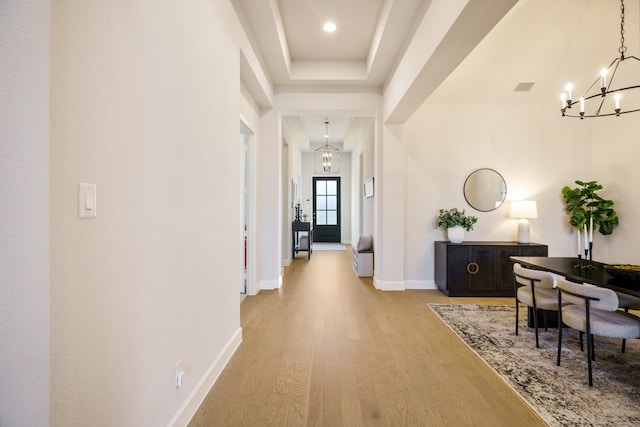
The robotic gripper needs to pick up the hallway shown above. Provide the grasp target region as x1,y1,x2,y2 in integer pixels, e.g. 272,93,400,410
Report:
189,248,544,426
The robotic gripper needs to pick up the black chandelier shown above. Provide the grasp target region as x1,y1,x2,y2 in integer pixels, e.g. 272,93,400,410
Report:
560,0,640,118
314,119,340,173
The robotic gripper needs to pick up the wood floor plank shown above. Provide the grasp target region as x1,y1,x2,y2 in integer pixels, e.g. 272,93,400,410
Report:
306,342,324,427
188,248,546,426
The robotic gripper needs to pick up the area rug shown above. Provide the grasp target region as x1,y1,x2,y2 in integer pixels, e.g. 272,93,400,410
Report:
312,243,346,251
428,304,640,427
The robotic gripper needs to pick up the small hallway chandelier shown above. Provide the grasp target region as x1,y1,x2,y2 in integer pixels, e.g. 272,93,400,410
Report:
314,119,340,174
560,0,640,118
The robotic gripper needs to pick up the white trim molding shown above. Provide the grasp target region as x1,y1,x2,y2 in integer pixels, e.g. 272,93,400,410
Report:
405,280,437,290
373,277,405,291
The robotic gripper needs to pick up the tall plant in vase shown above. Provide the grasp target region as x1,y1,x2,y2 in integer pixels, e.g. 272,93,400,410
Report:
562,180,619,260
561,180,619,235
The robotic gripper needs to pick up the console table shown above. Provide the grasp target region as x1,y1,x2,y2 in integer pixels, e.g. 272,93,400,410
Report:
292,221,313,259
435,241,548,297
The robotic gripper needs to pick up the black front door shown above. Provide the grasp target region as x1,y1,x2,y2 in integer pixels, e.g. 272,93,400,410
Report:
313,177,341,242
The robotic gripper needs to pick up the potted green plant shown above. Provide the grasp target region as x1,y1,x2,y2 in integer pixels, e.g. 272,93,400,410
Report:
561,180,619,236
434,207,478,243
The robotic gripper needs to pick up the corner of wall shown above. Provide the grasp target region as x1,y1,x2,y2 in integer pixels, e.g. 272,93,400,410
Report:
373,277,406,291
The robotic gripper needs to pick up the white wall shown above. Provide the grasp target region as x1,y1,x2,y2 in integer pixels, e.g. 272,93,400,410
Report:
347,118,375,246
401,102,601,288
0,1,50,425
50,1,243,425
240,87,261,296
375,125,406,290
256,109,283,290
360,120,376,238
591,114,640,264
282,138,290,264
281,120,304,265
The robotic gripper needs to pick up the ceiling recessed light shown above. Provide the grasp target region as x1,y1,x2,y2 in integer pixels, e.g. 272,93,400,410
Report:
323,22,336,32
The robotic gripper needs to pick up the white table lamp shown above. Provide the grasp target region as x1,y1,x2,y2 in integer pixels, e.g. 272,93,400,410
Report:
510,201,538,243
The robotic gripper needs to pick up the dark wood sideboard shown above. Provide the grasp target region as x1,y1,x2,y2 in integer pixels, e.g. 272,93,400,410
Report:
435,241,548,297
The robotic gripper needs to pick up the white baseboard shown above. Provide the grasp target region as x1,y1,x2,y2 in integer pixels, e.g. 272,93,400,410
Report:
373,277,405,291
372,279,437,291
405,280,437,290
167,327,243,427
259,276,282,290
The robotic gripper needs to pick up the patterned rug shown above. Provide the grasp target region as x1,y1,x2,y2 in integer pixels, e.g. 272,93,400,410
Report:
428,304,640,427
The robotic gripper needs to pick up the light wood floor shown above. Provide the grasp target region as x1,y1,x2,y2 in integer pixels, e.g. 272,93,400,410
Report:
189,247,546,426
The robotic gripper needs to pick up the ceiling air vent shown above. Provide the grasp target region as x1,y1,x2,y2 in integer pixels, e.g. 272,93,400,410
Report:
514,82,535,92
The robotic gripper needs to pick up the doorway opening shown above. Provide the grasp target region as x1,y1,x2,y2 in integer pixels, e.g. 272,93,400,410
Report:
240,124,253,297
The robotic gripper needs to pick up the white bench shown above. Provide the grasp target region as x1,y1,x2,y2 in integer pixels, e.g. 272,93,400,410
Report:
353,235,373,277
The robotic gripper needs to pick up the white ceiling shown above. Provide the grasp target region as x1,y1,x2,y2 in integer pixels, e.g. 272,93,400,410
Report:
233,0,640,150
428,0,640,107
233,0,429,88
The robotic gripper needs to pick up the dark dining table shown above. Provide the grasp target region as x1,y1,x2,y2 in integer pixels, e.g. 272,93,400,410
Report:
510,256,640,297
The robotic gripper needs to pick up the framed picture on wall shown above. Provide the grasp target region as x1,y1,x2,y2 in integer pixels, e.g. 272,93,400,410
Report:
364,178,374,198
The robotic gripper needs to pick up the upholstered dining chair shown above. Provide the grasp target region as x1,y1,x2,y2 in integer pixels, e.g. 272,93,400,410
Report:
617,292,640,311
556,278,640,386
513,263,563,348
614,292,640,353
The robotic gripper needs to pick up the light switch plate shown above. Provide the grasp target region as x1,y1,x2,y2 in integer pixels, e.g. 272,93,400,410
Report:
78,183,97,218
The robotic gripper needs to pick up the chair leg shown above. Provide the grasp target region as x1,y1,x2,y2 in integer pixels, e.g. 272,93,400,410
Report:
587,333,593,387
579,332,584,351
543,310,548,332
515,300,519,336
623,307,629,353
532,306,540,348
557,316,563,366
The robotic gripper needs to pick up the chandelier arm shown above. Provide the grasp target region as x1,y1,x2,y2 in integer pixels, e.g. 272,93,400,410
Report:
562,106,640,118
594,95,606,116
572,85,640,103
606,59,623,93
563,84,640,117
607,84,640,93
575,57,620,102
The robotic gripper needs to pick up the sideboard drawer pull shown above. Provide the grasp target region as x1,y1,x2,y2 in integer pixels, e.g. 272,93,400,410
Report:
467,262,479,275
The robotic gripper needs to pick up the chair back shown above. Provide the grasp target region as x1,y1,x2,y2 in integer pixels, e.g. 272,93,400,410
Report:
556,278,619,311
513,263,556,289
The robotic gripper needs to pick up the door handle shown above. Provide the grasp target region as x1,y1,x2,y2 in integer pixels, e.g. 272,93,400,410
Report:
467,262,479,275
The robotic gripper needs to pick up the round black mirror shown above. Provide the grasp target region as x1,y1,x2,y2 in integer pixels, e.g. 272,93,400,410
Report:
463,168,507,212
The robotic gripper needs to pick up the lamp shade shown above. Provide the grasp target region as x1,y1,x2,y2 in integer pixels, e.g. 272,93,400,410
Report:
510,201,538,219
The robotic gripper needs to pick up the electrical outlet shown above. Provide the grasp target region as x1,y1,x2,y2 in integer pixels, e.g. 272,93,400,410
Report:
176,359,185,388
